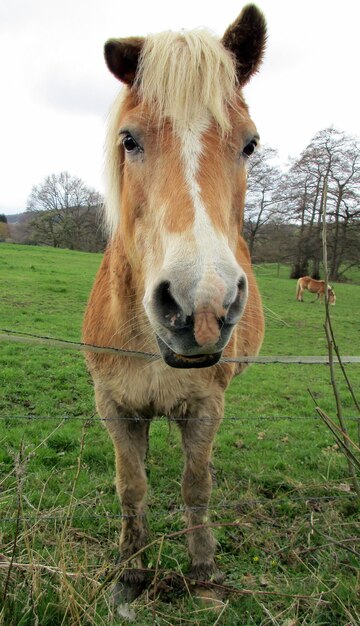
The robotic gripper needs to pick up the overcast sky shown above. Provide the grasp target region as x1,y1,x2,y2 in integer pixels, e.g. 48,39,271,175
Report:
1,0,359,214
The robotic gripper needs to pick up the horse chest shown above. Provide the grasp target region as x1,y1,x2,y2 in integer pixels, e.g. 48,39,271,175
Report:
101,359,215,416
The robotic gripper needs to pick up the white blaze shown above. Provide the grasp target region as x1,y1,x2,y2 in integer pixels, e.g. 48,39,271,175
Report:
181,120,218,250
179,121,242,346
180,121,240,298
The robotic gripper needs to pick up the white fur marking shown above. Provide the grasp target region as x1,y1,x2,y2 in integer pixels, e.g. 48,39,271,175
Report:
179,121,243,317
180,121,221,254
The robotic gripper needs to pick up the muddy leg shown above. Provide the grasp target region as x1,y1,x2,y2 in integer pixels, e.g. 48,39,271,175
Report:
96,390,151,603
177,407,223,583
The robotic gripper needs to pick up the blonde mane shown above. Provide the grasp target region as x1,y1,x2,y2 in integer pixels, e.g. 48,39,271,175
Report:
137,30,237,132
104,90,126,237
104,29,238,236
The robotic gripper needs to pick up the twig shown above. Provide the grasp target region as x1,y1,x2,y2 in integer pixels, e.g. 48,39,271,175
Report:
63,423,87,534
57,423,88,621
152,534,164,625
89,520,330,606
212,599,229,625
327,317,360,448
307,396,360,472
145,568,330,604
2,441,25,602
315,407,360,459
327,321,360,414
0,556,100,585
298,536,360,557
321,182,360,499
311,528,360,558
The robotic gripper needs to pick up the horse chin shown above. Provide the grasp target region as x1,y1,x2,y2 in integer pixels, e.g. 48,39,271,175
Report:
156,336,222,369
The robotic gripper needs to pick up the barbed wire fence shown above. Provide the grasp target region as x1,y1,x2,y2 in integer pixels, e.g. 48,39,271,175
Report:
1,313,360,622
1,326,359,525
1,326,360,364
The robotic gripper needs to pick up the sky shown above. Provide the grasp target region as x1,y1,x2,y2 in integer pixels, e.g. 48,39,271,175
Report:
1,0,359,215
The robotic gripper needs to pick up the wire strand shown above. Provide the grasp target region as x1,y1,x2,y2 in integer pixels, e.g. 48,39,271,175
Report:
1,414,359,422
0,493,356,524
1,328,360,364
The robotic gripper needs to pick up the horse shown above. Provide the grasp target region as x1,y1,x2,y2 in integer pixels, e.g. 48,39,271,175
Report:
296,276,336,305
83,5,266,606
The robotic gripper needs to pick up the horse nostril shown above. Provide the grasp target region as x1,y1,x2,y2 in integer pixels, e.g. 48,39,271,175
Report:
225,277,247,325
237,276,246,296
156,281,173,309
154,281,186,328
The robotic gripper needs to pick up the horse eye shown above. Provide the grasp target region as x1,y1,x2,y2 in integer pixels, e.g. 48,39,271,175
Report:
243,139,257,158
122,134,141,153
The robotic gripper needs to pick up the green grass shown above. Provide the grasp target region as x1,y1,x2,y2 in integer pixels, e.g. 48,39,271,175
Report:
1,244,359,625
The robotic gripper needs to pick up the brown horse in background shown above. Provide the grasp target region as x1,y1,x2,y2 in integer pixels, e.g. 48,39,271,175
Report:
296,276,336,305
83,5,266,608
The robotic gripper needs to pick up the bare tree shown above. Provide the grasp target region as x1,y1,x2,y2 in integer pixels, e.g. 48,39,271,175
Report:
283,128,360,280
26,171,106,251
244,146,282,257
0,214,10,241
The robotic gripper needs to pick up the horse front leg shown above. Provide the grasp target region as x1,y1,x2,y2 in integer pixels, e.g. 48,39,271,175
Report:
177,400,223,583
95,389,151,604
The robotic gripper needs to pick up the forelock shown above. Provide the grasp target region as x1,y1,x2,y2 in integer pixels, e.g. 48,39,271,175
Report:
135,29,238,133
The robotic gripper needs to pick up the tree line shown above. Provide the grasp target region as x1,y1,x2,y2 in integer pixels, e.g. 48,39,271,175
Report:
245,127,360,280
6,126,360,279
8,172,106,252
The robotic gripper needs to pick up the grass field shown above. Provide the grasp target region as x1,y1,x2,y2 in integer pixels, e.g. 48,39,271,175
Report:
0,243,359,625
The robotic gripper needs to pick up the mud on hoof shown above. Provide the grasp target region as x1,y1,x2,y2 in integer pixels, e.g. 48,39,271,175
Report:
112,567,148,605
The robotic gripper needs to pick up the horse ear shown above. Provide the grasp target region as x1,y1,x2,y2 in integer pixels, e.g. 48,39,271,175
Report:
222,4,267,86
104,37,144,85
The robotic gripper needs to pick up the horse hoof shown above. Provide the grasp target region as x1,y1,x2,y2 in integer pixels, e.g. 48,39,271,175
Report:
115,602,137,622
188,565,226,610
188,563,224,585
193,586,226,610
112,568,148,605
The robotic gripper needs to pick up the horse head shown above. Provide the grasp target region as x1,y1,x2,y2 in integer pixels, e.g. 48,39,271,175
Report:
103,5,266,367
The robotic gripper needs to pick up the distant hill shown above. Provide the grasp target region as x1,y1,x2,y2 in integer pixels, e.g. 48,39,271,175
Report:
5,213,27,224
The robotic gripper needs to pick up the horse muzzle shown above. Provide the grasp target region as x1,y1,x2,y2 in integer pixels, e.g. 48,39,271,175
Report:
156,335,223,368
150,277,247,368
